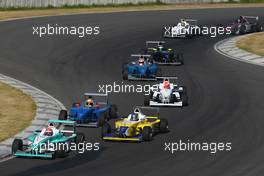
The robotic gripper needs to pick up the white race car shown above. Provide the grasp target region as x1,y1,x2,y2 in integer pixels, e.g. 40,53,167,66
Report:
144,78,188,107
164,19,200,38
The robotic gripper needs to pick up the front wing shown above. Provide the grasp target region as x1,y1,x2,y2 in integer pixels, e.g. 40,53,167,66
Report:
149,100,183,107
103,133,142,142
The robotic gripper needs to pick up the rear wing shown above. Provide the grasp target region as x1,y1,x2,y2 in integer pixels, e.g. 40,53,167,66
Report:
242,16,259,20
48,119,76,126
146,41,165,48
84,92,109,105
131,54,151,58
242,16,259,23
156,77,178,83
134,106,160,118
182,19,198,26
48,119,76,133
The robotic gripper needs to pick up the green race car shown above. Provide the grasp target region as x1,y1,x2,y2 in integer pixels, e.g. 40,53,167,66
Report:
12,120,85,159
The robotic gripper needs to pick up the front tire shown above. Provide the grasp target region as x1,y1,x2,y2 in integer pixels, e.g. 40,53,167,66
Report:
12,139,23,154
239,25,246,35
55,143,67,158
102,123,111,138
142,126,153,141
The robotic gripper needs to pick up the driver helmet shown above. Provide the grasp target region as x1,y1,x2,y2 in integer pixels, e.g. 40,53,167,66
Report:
139,56,145,65
181,19,186,26
44,127,53,136
86,96,94,107
163,79,170,89
239,16,245,23
158,42,163,51
48,123,54,127
130,113,139,121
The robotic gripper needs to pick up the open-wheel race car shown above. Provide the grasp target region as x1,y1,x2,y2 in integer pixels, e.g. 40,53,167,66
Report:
59,93,118,127
163,19,201,38
122,54,161,81
102,106,168,142
224,16,263,35
144,77,188,107
145,41,184,65
12,120,85,159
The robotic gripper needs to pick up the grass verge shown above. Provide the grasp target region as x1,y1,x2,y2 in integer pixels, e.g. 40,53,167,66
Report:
0,3,264,21
0,82,36,142
236,32,264,56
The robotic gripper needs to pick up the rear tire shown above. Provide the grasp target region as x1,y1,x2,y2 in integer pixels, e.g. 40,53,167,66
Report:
177,53,184,65
102,123,111,138
109,104,118,119
55,143,67,158
122,70,128,80
144,96,150,106
142,126,153,141
75,132,85,144
12,139,23,154
159,119,169,133
182,94,188,106
256,23,263,32
98,113,106,127
59,110,67,120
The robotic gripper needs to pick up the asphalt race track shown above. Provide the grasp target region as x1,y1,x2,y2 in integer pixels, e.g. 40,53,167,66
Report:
0,7,264,176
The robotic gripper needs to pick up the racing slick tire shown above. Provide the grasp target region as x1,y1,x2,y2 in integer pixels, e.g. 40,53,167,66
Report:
177,53,184,65
239,25,246,35
144,95,150,106
98,113,106,127
122,69,128,80
12,139,23,154
102,123,111,138
182,94,188,106
109,104,118,119
142,126,153,141
159,119,169,133
59,110,68,120
55,143,67,158
75,132,85,144
170,94,177,103
255,23,263,32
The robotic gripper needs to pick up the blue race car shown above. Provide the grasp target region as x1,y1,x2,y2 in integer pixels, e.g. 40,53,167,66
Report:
145,41,184,65
59,93,118,127
122,54,160,81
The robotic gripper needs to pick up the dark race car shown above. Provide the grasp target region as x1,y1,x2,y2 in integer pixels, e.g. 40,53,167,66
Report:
145,41,184,65
225,16,263,35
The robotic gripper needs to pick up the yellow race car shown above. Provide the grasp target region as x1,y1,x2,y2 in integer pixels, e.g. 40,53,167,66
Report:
102,107,168,142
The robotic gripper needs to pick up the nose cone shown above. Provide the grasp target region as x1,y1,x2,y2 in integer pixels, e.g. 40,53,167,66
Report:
138,66,147,76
